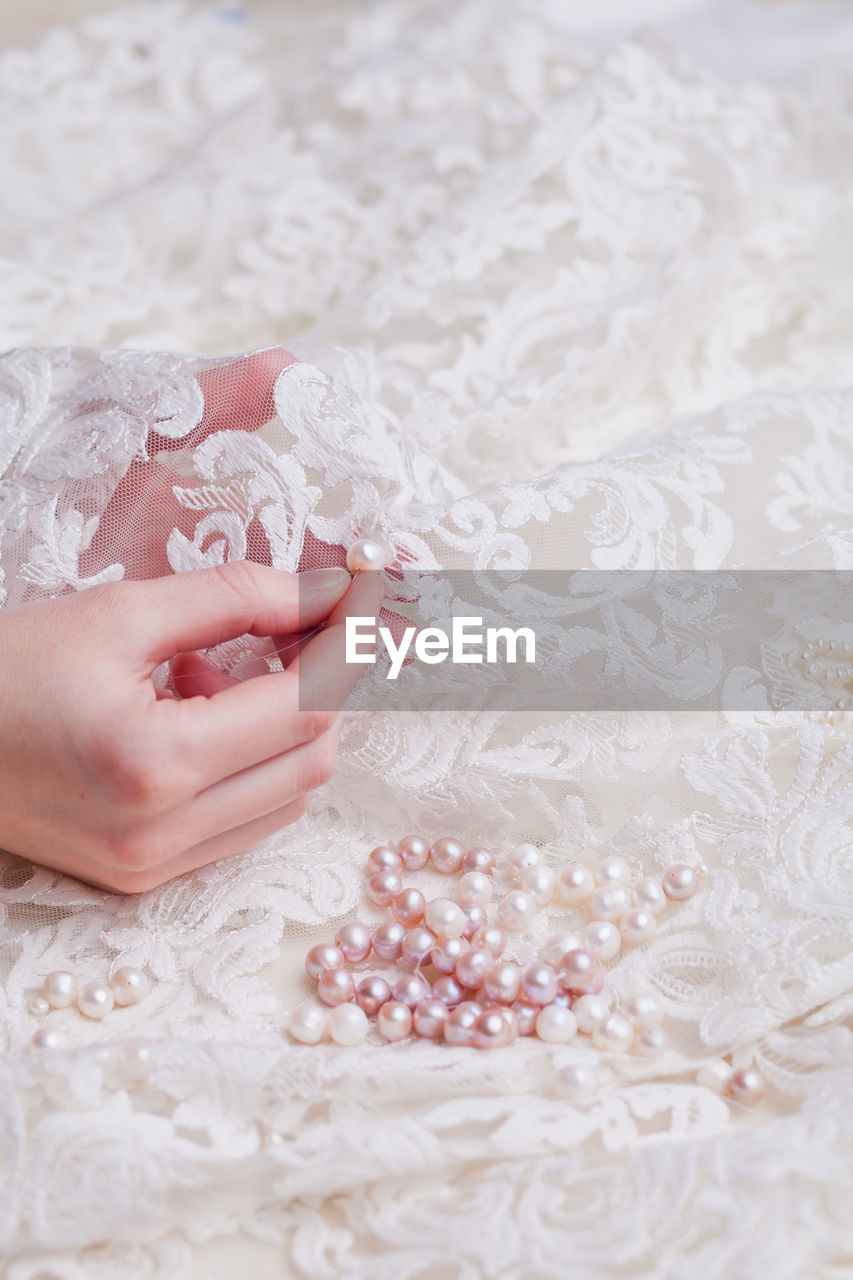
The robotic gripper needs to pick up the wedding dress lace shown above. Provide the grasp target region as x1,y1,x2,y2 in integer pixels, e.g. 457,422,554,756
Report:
2,2,853,1277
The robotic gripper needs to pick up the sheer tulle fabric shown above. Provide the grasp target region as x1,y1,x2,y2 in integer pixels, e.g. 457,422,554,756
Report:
1,3,853,1276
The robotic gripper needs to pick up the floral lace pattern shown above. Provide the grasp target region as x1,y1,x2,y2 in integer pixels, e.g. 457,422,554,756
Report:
2,2,853,1276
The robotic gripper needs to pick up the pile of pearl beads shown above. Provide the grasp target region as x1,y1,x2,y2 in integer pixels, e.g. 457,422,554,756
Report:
28,967,152,1047
288,835,765,1105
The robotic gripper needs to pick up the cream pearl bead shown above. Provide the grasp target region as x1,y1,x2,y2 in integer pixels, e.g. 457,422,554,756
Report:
588,884,631,922
506,844,540,881
496,889,537,932
110,967,150,1007
521,864,556,907
77,981,115,1020
458,871,492,908
572,993,612,1034
461,847,496,875
461,904,488,938
119,1039,156,1080
541,931,586,968
289,1000,328,1044
470,925,506,958
328,1003,369,1046
582,920,622,962
430,837,465,875
28,996,50,1017
592,1012,634,1054
696,1058,734,1093
594,856,631,886
621,993,664,1032
727,1066,765,1105
42,971,77,1009
397,834,430,871
556,1061,598,1100
634,1028,668,1057
346,536,389,573
556,865,595,906
632,876,667,915
619,907,657,948
425,898,467,939
662,864,699,901
317,968,355,1007
535,1004,578,1044
335,923,373,965
30,1027,66,1050
377,1001,412,1042
512,999,541,1036
443,1001,482,1046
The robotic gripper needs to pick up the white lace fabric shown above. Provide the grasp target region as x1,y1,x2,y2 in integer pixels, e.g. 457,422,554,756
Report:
1,2,853,1277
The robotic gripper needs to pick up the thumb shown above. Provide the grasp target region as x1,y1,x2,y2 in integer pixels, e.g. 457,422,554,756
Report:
114,562,353,667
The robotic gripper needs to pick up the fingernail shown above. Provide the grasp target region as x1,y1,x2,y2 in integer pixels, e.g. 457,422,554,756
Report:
298,567,351,593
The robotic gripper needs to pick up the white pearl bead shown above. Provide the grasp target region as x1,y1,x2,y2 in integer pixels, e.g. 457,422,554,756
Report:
621,993,664,1031
30,1027,66,1050
535,1004,578,1044
28,996,50,1017
592,1012,634,1054
289,1000,328,1045
726,1066,765,1105
346,536,389,573
424,898,467,938
458,871,492,907
619,907,657,947
572,993,612,1034
556,1061,598,1100
521,864,556,906
110,967,150,1006
556,864,595,905
594,856,631,886
506,844,540,881
632,876,667,915
582,920,622,961
696,1058,733,1093
541,931,586,967
588,885,631,922
77,981,115,1019
496,889,537,932
634,1028,668,1057
328,1003,369,1046
42,971,77,1009
119,1039,157,1079
662,864,699,901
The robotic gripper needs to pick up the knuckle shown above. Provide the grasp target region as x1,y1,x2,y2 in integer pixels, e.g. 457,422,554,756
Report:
304,735,337,791
103,737,184,813
297,709,337,743
213,558,268,603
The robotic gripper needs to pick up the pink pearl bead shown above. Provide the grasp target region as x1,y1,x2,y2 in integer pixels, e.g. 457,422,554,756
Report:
392,973,432,1009
482,962,522,1005
461,904,488,938
367,869,403,907
430,837,464,874
444,1001,482,1046
470,926,506,958
471,1008,512,1049
521,963,559,1006
512,999,541,1035
355,975,391,1015
377,1000,412,1042
305,944,345,982
372,921,406,961
334,924,372,964
726,1066,765,1105
367,845,402,876
392,887,426,928
396,834,430,871
499,1008,520,1043
455,948,495,990
401,926,436,967
414,998,449,1039
662,864,699,901
432,976,465,1007
461,847,496,875
557,949,604,996
431,935,470,975
317,968,355,1007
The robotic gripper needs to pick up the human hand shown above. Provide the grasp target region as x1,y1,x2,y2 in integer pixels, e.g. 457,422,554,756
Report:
0,561,383,893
